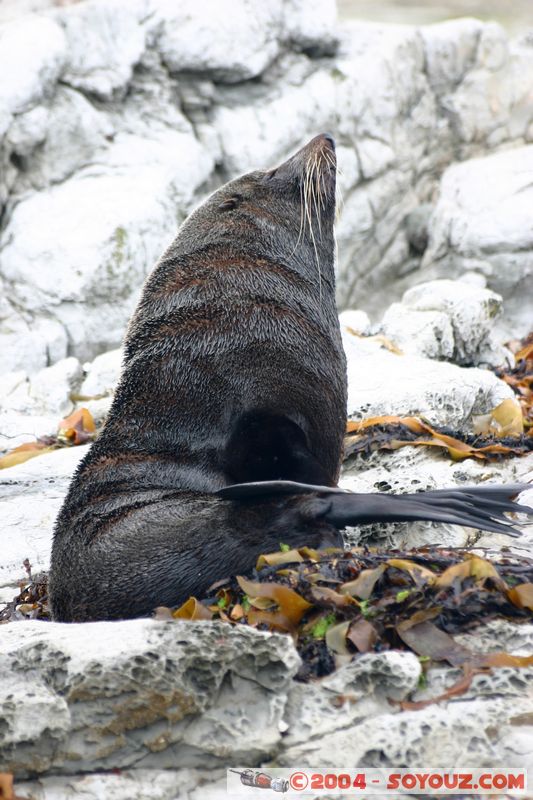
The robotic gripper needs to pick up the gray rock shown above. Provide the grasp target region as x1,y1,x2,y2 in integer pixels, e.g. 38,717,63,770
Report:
405,203,433,254
17,770,227,800
338,309,371,335
0,14,66,119
381,304,455,360
343,329,514,427
282,652,420,750
0,445,89,603
212,64,338,174
380,279,510,366
1,10,532,361
156,0,285,83
283,0,337,54
80,348,123,398
279,690,533,768
0,357,83,416
0,619,300,776
421,146,533,335
334,20,533,314
57,0,149,100
7,86,114,191
29,357,83,416
1,128,213,363
0,299,67,376
0,411,59,452
155,0,336,84
420,17,485,93
340,444,533,550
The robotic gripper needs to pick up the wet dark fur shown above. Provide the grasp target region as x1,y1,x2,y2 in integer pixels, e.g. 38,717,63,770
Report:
50,135,347,621
50,135,531,622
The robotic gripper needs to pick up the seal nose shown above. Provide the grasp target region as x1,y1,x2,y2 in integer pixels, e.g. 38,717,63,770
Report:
321,133,336,149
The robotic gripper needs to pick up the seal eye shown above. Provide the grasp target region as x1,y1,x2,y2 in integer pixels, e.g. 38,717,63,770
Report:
218,195,242,212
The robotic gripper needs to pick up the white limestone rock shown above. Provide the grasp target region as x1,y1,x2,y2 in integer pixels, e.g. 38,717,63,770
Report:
156,0,285,83
278,680,533,769
0,14,67,120
443,30,533,148
380,279,509,366
80,348,123,398
284,652,420,748
212,65,338,174
420,18,485,93
381,304,454,360
283,640,533,771
155,0,336,85
0,619,300,776
0,371,27,402
1,12,532,361
340,444,533,550
17,770,227,800
0,412,59,452
421,146,533,334
0,445,88,603
7,86,114,191
57,0,149,100
335,20,533,314
74,396,113,427
283,0,337,54
0,371,34,415
454,618,533,656
339,309,371,336
0,299,68,376
1,129,214,362
0,12,69,202
29,357,83,416
342,330,514,428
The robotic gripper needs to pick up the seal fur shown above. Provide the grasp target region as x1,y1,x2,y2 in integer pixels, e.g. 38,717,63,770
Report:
49,135,531,622
50,134,347,621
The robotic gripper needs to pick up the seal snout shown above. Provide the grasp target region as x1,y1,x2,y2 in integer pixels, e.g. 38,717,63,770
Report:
301,133,336,159
317,132,336,151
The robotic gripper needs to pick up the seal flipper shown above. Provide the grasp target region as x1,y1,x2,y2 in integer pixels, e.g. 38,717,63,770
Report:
218,479,347,498
319,487,530,537
218,481,532,537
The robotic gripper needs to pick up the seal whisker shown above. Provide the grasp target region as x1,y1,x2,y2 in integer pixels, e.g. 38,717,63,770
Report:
311,155,322,238
303,155,323,303
322,151,342,220
289,161,311,261
316,154,327,215
318,155,328,212
296,179,305,249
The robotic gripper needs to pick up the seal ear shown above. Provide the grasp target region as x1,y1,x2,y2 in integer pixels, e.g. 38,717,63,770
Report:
218,195,242,211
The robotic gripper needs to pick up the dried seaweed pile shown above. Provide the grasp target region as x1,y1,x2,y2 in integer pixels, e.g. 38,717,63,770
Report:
157,545,533,692
343,331,533,463
0,561,49,623
344,409,532,463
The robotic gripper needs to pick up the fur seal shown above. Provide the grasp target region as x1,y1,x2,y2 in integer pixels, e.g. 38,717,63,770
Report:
49,134,531,622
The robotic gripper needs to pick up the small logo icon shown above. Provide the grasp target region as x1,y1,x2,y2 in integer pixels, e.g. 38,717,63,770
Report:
229,769,289,793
